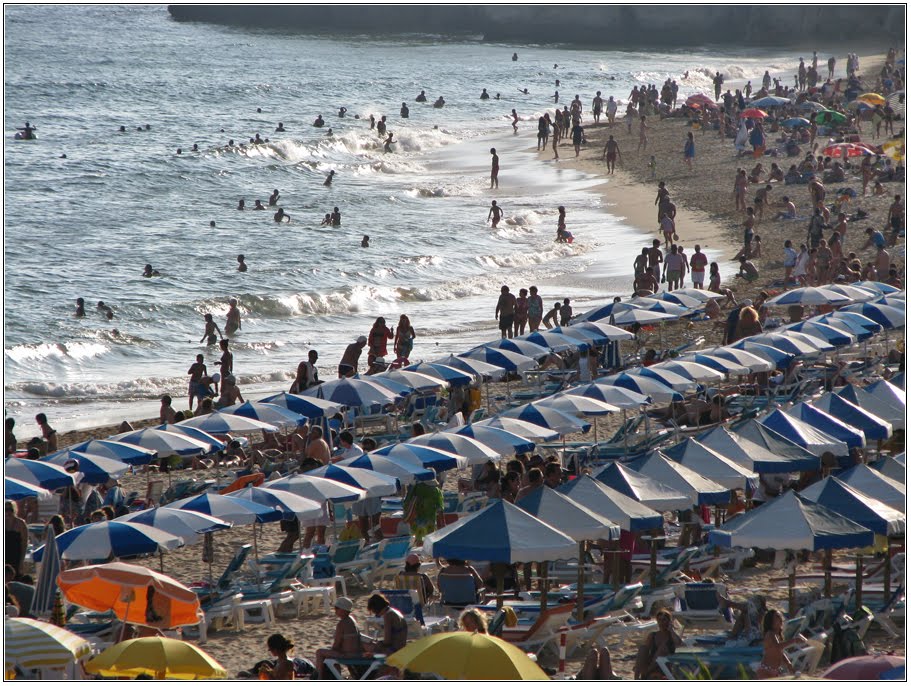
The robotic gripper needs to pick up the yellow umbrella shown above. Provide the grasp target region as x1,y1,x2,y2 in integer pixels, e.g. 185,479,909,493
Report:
883,138,905,161
858,93,886,106
5,617,91,670
84,636,227,679
385,631,549,680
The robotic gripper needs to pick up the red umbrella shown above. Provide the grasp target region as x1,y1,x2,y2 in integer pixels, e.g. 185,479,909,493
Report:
820,654,904,680
741,108,768,119
685,94,717,109
822,143,873,158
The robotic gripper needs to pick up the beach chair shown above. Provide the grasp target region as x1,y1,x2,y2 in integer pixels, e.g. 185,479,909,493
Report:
438,574,482,609
129,479,164,510
671,582,733,627
317,539,363,594
190,544,253,604
232,554,311,624
657,646,763,680
366,589,451,638
350,535,415,587
845,585,904,638
323,656,386,681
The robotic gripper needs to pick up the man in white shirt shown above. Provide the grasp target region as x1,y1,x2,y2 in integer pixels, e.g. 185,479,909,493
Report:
333,431,364,461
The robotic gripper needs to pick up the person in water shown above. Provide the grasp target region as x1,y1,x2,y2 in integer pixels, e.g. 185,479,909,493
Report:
237,254,248,272
142,264,160,277
97,301,114,319
275,122,285,132
487,200,503,228
376,116,387,137
313,114,325,127
400,102,409,118
338,107,347,117
321,213,332,226
16,122,36,140
490,148,499,189
434,96,445,108
273,207,290,223
331,207,342,227
384,132,394,153
225,298,241,336
416,90,427,102
253,199,266,210
480,88,490,100
324,170,335,187
237,199,245,210
75,297,86,317
361,235,370,248
200,313,222,345
268,189,280,206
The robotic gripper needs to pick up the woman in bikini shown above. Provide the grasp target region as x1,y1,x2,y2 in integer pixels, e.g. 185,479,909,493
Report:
634,608,682,679
756,609,805,679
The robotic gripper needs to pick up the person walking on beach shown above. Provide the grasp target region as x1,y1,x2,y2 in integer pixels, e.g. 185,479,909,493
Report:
200,313,222,346
495,285,517,338
225,298,241,336
187,354,208,412
367,317,394,371
602,135,621,174
733,169,748,212
394,314,416,365
713,71,724,100
637,116,649,152
527,286,544,332
647,239,664,283
683,132,695,170
339,337,367,378
489,148,499,189
592,91,603,124
514,288,529,336
487,200,503,228
887,194,904,246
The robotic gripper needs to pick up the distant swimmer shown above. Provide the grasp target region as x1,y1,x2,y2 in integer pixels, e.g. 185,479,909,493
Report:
400,102,409,118
119,125,126,133
225,298,241,336
313,114,325,127
377,116,387,137
384,132,394,153
268,189,280,206
275,122,285,132
487,200,503,228
237,254,248,272
331,206,342,227
518,88,529,95
511,109,519,133
253,199,266,210
321,213,332,226
60,153,67,158
512,52,518,61
338,107,347,117
210,220,216,227
137,126,143,131
200,313,222,345
369,114,376,129
227,139,235,146
97,301,114,320
257,107,262,113
176,148,182,154
326,128,333,136
554,90,559,104
324,170,335,187
480,88,490,100
237,199,245,210
433,96,445,108
142,264,160,277
75,297,86,317
273,207,290,223
361,235,370,248
191,144,199,152
416,90,427,102
254,133,263,144
490,148,499,189
495,93,501,100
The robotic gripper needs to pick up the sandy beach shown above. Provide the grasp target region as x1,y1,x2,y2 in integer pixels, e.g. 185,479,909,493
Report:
8,47,905,680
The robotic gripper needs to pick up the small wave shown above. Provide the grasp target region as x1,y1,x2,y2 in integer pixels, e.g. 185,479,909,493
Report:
405,187,448,198
5,341,109,364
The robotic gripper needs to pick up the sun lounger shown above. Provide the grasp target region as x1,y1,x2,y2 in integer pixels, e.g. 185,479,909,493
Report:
366,588,452,638
438,574,483,609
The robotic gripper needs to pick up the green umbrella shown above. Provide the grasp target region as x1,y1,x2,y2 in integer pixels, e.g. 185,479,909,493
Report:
814,110,848,125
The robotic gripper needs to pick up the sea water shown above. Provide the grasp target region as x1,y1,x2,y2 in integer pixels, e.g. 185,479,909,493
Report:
4,5,808,431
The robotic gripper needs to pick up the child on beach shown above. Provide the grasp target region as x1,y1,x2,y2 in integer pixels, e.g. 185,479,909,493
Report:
647,155,657,180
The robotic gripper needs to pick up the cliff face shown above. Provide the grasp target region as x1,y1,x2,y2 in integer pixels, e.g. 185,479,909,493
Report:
167,5,903,47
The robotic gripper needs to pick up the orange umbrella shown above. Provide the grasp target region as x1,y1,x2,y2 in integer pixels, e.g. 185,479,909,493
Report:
822,143,872,158
57,562,202,629
740,108,768,119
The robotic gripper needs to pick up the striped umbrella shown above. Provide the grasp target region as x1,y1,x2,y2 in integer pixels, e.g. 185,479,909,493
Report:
676,352,752,375
851,280,901,295
432,354,507,381
5,458,75,490
408,432,502,463
109,428,212,458
449,424,536,456
263,474,366,504
165,492,282,525
497,403,591,435
5,477,52,501
371,369,448,392
403,362,475,387
649,360,725,382
305,376,402,406
154,423,226,451
548,325,598,347
628,367,698,392
765,286,851,306
566,320,635,342
5,617,91,671
653,291,704,309
782,321,856,347
699,347,775,373
176,412,278,435
567,382,652,408
515,330,589,352
232,487,324,521
30,525,60,617
810,314,879,341
474,338,551,359
726,340,797,368
305,464,400,498
371,442,467,471
629,297,694,317
609,308,677,325
339,454,436,485
42,450,130,485
823,284,881,302
32,521,183,563
258,391,345,419
474,416,562,440
572,301,640,323
61,439,157,466
116,508,232,546
459,346,540,373
840,302,905,329
217,401,306,430
598,372,683,402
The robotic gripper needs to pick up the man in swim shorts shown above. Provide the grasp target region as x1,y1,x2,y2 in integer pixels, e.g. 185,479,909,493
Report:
602,135,621,174
495,285,516,338
490,148,499,189
339,337,367,378
487,200,503,228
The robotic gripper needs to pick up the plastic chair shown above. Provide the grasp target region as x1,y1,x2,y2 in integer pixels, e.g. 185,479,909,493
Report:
438,574,480,608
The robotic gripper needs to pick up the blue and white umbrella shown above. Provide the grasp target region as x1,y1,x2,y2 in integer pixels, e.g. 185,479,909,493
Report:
629,365,699,391
626,451,731,506
565,320,634,342
498,403,590,435
662,437,757,491
629,297,693,317
751,95,792,108
371,369,448,392
812,392,892,441
598,372,683,402
155,424,226,452
473,338,551,359
864,379,905,414
350,373,414,397
840,302,905,329
549,325,598,347
836,464,906,513
460,346,538,373
800,477,904,537
305,464,399,498
218,400,307,430
517,487,620,542
557,475,663,532
649,360,725,382
698,425,818,474
760,409,850,457
734,420,822,469
450,424,536,455
404,362,475,387
742,332,832,355
699,347,775,373
233,486,324,521
609,308,677,326
515,330,588,353
787,402,866,450
573,301,640,323
32,520,183,563
797,100,828,112
110,428,213,457
594,461,693,511
836,385,904,430
176,412,278,435
165,492,282,525
567,382,651,408
726,340,796,368
475,416,563,440
432,354,507,381
852,280,901,295
30,523,60,616
43,450,130,485
305,376,402,406
782,117,811,128
667,288,723,303
63,439,157,466
408,432,501,464
262,473,365,503
340,453,435,485
258,392,345,419
782,321,856,347
653,291,704,309
535,394,620,417
676,352,752,375
5,458,76,490
371,443,467,471
765,286,852,307
117,507,232,545
816,311,884,336
823,284,881,302
875,294,905,309
5,477,52,501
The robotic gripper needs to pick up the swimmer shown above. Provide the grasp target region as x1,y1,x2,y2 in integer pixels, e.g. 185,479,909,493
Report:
237,254,248,272
257,107,262,113
225,298,241,336
400,102,409,118
254,133,263,144
209,220,216,228
119,125,126,133
495,93,500,100
137,126,143,131
324,170,335,187
142,264,160,277
59,153,67,158
384,132,394,153
200,313,222,346
97,301,114,320
490,148,499,189
237,199,245,210
331,207,342,227
416,90,427,102
313,114,325,127
321,213,332,226
75,297,86,317
361,235,370,248
377,116,387,137
176,148,182,154
253,199,266,210
433,96,445,108
518,87,529,95
275,122,285,132
488,200,503,228
326,128,333,136
512,52,518,61
338,107,347,117
268,189,280,206
511,109,519,133
369,114,376,129
273,207,290,223
480,88,490,100
191,144,198,152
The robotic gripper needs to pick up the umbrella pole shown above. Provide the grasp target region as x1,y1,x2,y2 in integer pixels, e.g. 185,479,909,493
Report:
253,521,259,562
485,381,491,415
576,541,586,622
855,553,864,611
623,409,629,453
788,566,796,616
496,568,505,610
823,548,832,598
884,544,892,605
649,536,659,588
159,550,164,573
540,564,549,613
593,416,598,443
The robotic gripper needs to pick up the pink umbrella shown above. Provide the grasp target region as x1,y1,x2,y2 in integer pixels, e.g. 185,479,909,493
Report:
819,654,904,680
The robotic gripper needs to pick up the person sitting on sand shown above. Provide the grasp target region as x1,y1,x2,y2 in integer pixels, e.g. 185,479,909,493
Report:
735,256,759,282
577,646,620,680
258,633,295,680
634,608,682,679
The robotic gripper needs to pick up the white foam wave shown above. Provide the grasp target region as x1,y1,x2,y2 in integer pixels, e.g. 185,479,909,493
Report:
5,341,110,364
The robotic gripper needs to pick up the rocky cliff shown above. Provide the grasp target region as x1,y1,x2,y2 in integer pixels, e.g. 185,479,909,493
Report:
167,5,903,47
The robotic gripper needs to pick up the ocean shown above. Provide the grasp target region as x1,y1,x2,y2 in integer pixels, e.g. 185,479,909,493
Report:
4,5,806,432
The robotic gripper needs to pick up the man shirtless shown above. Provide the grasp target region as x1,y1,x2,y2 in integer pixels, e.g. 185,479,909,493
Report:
888,194,904,246
306,425,332,466
490,148,499,189
225,298,241,336
487,200,503,228
314,598,364,679
495,285,517,338
602,135,621,174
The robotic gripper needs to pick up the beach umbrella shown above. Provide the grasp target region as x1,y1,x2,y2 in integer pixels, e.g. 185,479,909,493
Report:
408,431,501,464
565,382,651,408
218,401,307,430
781,321,855,347
594,461,692,512
822,142,872,158
760,409,849,457
451,424,536,455
233,486,324,521
740,331,831,355
625,367,697,392
685,93,717,108
176,412,278,436
515,330,588,352
372,369,448,392
662,437,757,490
474,416,562,440
258,392,344,419
707,490,873,551
263,473,365,503
835,464,905,513
165,492,282,524
751,95,791,108
557,475,664,532
797,100,827,112
117,508,232,545
675,352,751,375
629,297,693,317
782,117,811,128
649,359,725,382
305,464,399,498
32,521,183,563
517,486,619,542
305,377,401,406
836,385,904,429
474,338,551,360
30,523,60,617
534,393,620,417
598,372,683,402
109,428,213,458
339,454,435,485
609,308,677,326
432,354,506,381
808,315,876,342
813,110,848,124
875,294,906,309
786,402,866,450
42,450,130,485
863,379,905,414
350,373,414,397
816,311,884,337
371,443,467,471
404,362,474,386
460,346,538,373
812,392,893,441
882,136,905,162
566,320,634,342
4,477,52,501
63,439,157,466
627,451,730,506
726,340,797,368
871,455,905,484
4,458,76,490
698,425,818,474
423,499,577,564
547,325,598,347
734,420,822,468
857,92,887,106
653,291,703,309
740,107,768,118
155,423,226,452
497,403,591,435
889,371,905,390
5,618,91,671
851,280,901,295
800,477,904,537
765,286,851,307
669,288,724,303
85,636,226,680
57,562,203,628
572,301,640,323
698,347,774,372
385,632,547,681
820,655,905,681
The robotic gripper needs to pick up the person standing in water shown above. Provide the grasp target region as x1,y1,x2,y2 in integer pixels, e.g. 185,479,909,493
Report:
75,297,86,317
331,207,342,227
237,254,248,272
219,338,233,389
225,298,241,336
511,109,519,133
324,170,335,186
268,189,280,206
487,200,503,228
200,314,222,345
384,131,394,153
490,148,499,189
